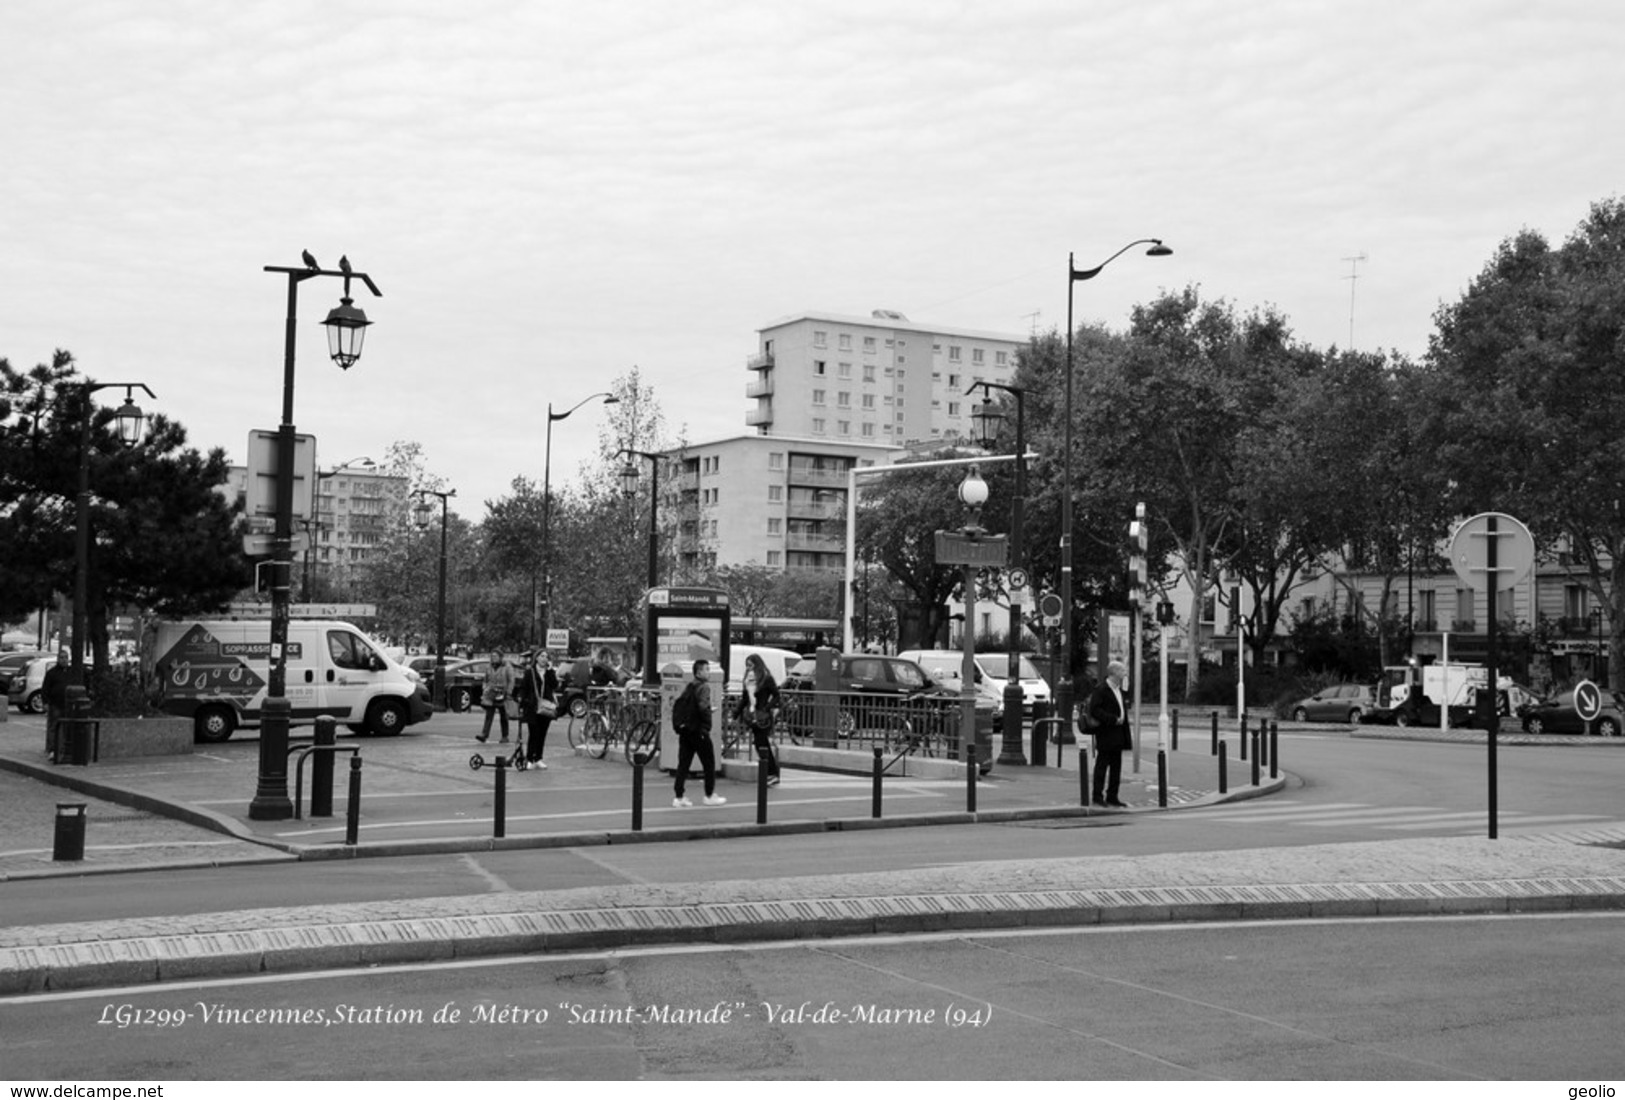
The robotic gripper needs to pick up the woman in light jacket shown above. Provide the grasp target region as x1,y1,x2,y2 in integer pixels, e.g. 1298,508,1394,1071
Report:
478,650,516,743
734,653,782,786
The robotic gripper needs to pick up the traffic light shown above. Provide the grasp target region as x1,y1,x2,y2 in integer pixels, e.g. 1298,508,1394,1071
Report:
1128,502,1147,606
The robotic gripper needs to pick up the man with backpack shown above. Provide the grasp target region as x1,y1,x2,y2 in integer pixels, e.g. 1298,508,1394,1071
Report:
672,659,726,808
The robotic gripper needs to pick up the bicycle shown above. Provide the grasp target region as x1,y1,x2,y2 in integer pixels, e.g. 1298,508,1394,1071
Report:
571,685,636,760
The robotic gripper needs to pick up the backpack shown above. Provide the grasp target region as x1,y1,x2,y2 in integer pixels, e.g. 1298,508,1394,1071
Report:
672,682,705,736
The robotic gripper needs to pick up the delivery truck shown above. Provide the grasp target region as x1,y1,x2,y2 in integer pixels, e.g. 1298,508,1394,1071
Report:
154,619,433,742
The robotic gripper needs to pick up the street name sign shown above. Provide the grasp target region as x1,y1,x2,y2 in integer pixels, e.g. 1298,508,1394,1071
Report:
934,530,1008,567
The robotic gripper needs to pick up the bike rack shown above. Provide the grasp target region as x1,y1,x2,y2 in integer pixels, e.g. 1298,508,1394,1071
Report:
290,743,360,820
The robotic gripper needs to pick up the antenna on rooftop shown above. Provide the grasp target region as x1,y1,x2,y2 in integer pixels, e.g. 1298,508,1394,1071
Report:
1021,310,1042,337
1342,253,1368,350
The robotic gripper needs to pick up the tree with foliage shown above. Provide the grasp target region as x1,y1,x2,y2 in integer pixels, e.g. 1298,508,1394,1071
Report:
0,350,248,672
1421,196,1625,684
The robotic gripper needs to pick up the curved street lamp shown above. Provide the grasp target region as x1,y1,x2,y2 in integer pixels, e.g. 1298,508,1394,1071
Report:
1055,240,1171,745
541,392,619,642
251,252,381,822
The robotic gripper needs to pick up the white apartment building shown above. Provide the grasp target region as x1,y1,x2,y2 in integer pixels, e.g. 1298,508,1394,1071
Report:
744,310,1024,445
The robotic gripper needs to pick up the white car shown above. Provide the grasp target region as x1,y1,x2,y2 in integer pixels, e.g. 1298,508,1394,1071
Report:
7,655,56,714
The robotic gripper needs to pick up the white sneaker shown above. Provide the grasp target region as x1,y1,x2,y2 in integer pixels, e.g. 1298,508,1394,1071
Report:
673,796,693,808
703,794,727,807
534,760,548,769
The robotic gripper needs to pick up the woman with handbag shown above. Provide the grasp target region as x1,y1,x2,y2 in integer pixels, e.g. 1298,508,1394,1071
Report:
734,653,782,787
518,650,559,769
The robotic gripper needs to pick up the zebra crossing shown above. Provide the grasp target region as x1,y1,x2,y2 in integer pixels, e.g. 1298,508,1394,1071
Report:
1167,799,1623,836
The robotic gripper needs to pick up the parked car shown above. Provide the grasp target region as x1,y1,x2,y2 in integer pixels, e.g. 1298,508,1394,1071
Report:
0,650,47,696
6,655,55,714
781,652,993,771
1520,688,1625,736
896,649,1005,732
1289,683,1379,724
974,652,1053,716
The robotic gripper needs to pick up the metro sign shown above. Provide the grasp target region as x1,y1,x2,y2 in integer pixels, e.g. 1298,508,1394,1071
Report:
934,530,1008,567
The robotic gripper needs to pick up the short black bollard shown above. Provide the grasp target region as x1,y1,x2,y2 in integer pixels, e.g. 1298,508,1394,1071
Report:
632,752,647,831
872,746,883,818
53,802,86,862
1157,750,1168,808
1080,746,1091,807
311,716,337,818
1211,711,1219,755
1030,700,1049,768
1252,729,1261,786
1171,709,1179,752
1218,741,1228,794
493,755,508,839
966,745,977,814
345,756,361,846
1270,721,1279,779
1240,715,1248,760
756,754,768,826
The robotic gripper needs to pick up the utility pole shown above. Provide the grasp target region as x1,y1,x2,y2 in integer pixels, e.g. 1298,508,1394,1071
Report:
1342,252,1368,349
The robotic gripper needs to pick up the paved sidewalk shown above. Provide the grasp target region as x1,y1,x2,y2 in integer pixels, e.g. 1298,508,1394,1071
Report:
4,706,1624,995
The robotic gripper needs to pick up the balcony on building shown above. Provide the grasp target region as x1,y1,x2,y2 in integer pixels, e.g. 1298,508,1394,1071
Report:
786,496,844,521
745,402,774,427
745,375,774,399
746,350,775,371
786,530,844,553
785,465,850,489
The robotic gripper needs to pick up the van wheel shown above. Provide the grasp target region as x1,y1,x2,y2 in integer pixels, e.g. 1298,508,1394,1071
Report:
1292,707,1308,722
367,698,408,736
194,705,236,743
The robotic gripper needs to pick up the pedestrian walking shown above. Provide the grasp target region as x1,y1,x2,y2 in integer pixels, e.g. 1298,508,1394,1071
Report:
1087,660,1131,807
735,652,781,787
672,658,725,807
477,650,516,743
516,649,559,769
42,648,71,762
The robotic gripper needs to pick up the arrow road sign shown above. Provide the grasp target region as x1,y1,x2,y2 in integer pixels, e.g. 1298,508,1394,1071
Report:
1573,679,1603,722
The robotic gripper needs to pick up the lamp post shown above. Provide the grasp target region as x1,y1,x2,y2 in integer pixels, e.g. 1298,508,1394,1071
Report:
617,448,662,590
542,393,619,641
414,488,456,707
1056,239,1171,745
1593,606,1606,687
250,252,381,822
957,466,989,765
970,383,1029,766
68,383,153,688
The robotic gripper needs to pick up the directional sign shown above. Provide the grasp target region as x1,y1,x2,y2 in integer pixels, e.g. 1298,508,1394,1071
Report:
1573,679,1603,722
934,530,1009,567
1449,512,1535,590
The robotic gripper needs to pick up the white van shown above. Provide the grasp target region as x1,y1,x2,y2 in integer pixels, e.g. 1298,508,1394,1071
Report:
896,649,1006,716
154,619,433,742
724,645,803,691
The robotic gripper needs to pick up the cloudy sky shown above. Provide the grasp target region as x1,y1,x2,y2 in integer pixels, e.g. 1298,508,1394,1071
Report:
4,0,1621,512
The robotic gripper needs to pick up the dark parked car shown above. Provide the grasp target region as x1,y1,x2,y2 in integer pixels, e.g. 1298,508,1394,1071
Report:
1520,688,1625,737
1289,683,1378,724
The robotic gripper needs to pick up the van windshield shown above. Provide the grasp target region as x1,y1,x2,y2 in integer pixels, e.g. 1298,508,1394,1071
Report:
327,630,379,671
980,655,1043,681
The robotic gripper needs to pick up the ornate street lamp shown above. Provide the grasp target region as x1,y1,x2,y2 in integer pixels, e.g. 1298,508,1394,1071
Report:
1056,240,1171,744
250,252,381,822
617,448,662,590
969,384,1031,765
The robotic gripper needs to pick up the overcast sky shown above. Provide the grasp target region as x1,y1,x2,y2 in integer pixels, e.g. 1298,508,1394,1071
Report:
4,0,1621,513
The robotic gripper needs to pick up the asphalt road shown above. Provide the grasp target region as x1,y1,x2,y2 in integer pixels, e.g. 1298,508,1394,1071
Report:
5,913,1622,1079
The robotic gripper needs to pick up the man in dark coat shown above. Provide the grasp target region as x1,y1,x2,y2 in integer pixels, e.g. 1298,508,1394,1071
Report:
1086,659,1132,807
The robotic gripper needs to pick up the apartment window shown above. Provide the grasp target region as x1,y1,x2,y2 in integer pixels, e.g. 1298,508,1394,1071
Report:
709,520,718,537
767,518,782,535
812,418,826,433
838,334,852,350
862,364,876,382
768,485,783,502
862,394,875,409
1565,585,1589,620
813,360,827,376
995,350,1008,366
947,402,960,415
1455,588,1475,629
838,420,851,435
972,349,984,364
812,389,826,405
863,336,876,353
768,452,783,469
862,422,875,436
838,362,852,378
813,330,827,348
1418,590,1437,628
837,391,851,407
948,345,962,361
947,373,959,387
767,550,782,566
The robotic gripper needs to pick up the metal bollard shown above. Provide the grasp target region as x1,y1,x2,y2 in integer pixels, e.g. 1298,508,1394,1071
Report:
966,745,977,814
311,716,337,818
53,802,87,861
1218,741,1228,794
872,746,883,819
632,752,647,831
1030,700,1049,768
1171,709,1179,752
1240,715,1248,760
757,752,768,826
1211,711,1219,755
493,755,508,839
1251,730,1261,786
1270,721,1279,779
345,757,361,846
1080,746,1091,807
1157,750,1168,808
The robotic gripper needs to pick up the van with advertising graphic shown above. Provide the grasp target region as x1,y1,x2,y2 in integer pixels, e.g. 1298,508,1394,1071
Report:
154,619,432,742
